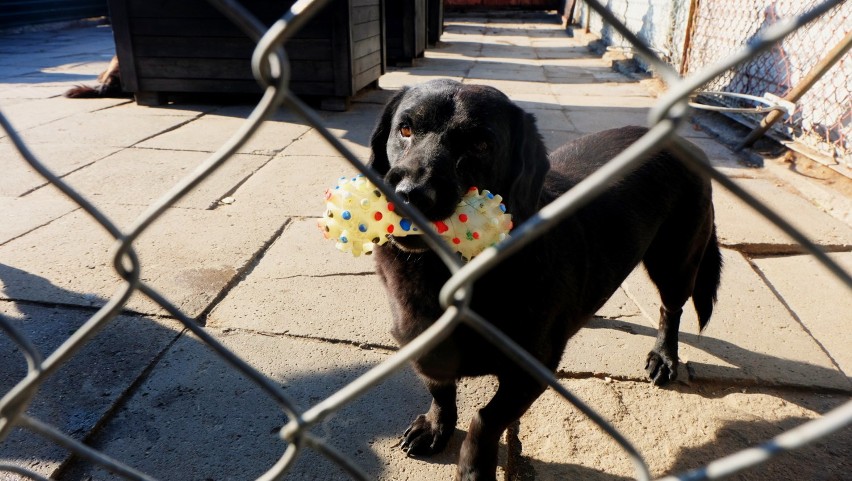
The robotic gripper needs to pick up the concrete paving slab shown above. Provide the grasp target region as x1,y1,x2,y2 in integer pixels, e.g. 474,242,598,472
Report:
243,217,375,278
0,204,287,318
714,178,852,254
563,106,651,133
622,249,850,391
137,113,312,156
525,108,575,132
379,71,466,90
558,95,657,108
61,147,271,210
559,316,661,382
311,102,383,150
0,140,122,197
226,154,360,217
0,83,76,101
543,70,601,84
11,110,198,148
509,93,563,110
0,302,182,479
467,64,546,81
0,97,130,133
279,127,371,160
752,253,852,376
61,330,508,481
517,378,851,480
557,287,653,381
462,78,554,96
209,273,396,348
0,187,77,245
550,81,654,98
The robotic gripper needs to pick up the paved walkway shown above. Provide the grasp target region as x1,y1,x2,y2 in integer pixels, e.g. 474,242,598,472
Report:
1,11,850,481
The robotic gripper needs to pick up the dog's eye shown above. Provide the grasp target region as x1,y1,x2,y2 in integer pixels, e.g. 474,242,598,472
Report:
473,141,488,152
399,125,412,138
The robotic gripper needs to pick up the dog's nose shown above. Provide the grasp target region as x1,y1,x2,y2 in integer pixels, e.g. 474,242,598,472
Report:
395,179,436,212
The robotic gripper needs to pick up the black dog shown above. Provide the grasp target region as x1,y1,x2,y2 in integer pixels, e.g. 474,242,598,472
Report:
369,79,721,480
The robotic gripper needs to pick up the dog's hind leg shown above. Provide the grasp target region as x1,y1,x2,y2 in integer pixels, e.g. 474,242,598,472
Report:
401,378,457,456
642,212,716,385
457,373,545,481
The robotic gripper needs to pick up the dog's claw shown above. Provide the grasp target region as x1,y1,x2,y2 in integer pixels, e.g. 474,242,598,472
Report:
400,413,451,457
645,350,678,386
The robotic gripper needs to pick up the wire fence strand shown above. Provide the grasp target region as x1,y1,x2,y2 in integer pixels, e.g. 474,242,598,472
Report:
1,0,851,480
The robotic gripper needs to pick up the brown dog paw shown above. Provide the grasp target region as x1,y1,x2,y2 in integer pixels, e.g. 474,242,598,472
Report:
400,413,453,456
645,350,678,385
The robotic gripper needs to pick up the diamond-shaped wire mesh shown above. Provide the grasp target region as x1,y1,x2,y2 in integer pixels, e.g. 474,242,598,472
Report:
1,0,850,480
684,0,852,165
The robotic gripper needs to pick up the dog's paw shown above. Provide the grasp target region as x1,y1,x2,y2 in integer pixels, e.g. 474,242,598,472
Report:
400,413,452,456
645,350,678,386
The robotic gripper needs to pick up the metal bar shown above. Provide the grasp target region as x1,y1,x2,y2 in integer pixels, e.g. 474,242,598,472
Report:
737,29,852,150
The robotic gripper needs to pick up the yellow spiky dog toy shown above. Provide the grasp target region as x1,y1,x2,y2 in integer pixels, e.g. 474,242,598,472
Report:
318,175,512,260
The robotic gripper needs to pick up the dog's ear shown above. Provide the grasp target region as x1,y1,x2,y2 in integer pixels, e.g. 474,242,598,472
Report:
368,87,409,175
505,108,549,223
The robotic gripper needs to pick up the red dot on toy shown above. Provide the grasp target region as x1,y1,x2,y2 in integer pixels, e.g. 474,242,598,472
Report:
452,237,461,245
374,212,383,221
387,225,395,234
473,232,480,239
387,202,395,212
469,186,478,192
458,213,468,223
435,221,449,234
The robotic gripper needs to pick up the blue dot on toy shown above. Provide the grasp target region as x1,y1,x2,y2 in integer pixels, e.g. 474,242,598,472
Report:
400,218,412,231
359,224,367,232
342,210,352,220
340,236,348,243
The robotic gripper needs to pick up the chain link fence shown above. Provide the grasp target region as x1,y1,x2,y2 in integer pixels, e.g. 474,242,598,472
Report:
683,0,851,168
1,0,851,480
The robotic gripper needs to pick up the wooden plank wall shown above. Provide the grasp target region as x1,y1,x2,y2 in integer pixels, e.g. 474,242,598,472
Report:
385,0,427,66
111,0,383,99
351,0,384,92
445,0,559,8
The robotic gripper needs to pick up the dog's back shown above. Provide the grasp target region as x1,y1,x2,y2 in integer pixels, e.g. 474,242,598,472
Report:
543,126,721,381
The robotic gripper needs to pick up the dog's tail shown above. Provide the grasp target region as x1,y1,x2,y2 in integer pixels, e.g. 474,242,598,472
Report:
64,80,126,99
64,84,105,98
693,225,722,332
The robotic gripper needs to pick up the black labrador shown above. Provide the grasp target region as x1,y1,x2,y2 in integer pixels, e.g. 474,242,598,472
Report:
369,79,721,481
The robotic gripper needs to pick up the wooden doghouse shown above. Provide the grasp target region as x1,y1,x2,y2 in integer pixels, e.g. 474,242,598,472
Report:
426,0,444,46
384,0,426,66
108,0,385,110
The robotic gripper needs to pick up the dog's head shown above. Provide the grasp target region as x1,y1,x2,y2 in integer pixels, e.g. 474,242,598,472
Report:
368,79,549,252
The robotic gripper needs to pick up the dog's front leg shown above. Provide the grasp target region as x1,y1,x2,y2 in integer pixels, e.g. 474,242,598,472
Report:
401,377,457,456
457,374,544,481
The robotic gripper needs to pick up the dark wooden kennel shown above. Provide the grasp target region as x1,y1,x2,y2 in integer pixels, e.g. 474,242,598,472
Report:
108,0,385,110
384,0,426,66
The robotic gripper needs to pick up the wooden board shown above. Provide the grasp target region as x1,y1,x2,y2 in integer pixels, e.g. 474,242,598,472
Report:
109,0,385,108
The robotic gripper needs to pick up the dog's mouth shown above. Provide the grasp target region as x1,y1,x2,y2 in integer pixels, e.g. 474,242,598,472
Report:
387,233,430,253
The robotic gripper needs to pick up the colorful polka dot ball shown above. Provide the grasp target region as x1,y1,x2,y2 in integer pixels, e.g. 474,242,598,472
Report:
318,174,416,257
318,175,512,260
440,186,513,261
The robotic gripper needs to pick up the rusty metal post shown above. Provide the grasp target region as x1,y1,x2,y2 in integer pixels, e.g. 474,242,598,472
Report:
737,30,852,150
